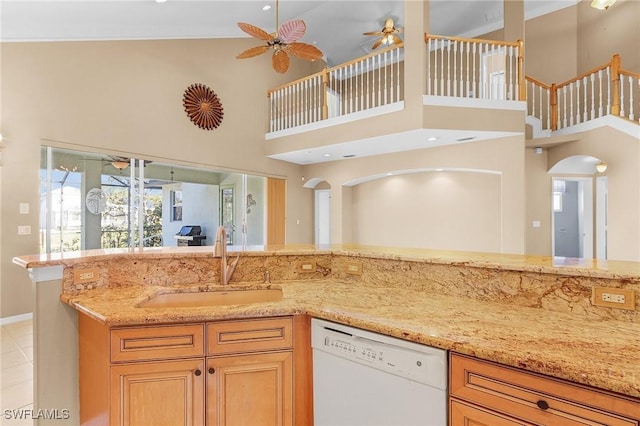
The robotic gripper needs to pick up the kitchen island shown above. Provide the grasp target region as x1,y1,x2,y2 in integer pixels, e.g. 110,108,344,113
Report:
14,245,640,424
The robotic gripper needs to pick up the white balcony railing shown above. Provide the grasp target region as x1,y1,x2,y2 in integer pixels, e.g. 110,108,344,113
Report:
267,44,404,133
425,34,524,101
526,54,640,131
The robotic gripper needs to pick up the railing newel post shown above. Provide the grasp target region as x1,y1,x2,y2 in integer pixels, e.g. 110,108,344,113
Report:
517,39,525,101
611,53,621,116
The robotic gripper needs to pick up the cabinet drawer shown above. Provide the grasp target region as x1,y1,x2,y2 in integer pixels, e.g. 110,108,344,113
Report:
207,317,293,356
450,354,640,425
451,399,535,426
111,324,205,362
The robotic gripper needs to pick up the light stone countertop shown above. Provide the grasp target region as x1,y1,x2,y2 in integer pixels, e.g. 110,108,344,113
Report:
60,279,640,400
13,244,640,280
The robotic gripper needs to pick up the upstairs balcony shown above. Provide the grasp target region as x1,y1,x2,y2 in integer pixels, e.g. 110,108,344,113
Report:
264,34,639,164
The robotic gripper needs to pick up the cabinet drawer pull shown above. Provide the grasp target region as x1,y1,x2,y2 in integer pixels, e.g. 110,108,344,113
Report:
208,367,215,374
194,369,202,376
536,400,550,410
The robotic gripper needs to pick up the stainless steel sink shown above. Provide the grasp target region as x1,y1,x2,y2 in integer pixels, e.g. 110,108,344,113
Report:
137,288,283,308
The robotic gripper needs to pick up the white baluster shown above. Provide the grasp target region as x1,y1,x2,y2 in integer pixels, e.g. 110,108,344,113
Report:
620,74,626,118
583,76,588,122
397,47,401,101
562,86,567,127
473,42,477,98
384,50,389,105
589,74,595,120
366,56,371,109
597,70,603,118
631,76,637,121
606,67,611,115
508,45,513,100
452,40,457,97
576,79,581,124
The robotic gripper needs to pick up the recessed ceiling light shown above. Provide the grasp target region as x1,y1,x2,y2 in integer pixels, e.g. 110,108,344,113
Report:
427,137,439,142
262,4,271,11
386,172,393,176
323,153,332,157
435,168,444,172
156,0,168,3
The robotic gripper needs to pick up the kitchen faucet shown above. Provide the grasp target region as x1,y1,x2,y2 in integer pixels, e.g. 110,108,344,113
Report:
214,226,239,285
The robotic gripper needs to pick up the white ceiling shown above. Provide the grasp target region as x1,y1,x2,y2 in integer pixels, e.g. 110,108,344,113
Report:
1,0,577,67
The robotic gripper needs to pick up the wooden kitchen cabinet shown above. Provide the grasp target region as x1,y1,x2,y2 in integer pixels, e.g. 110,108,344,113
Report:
79,314,310,426
206,352,293,426
449,353,640,426
110,359,205,426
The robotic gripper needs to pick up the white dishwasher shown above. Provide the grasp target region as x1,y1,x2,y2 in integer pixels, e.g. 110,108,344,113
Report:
312,318,447,426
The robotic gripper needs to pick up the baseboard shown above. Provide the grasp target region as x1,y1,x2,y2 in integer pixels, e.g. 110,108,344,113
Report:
0,312,33,326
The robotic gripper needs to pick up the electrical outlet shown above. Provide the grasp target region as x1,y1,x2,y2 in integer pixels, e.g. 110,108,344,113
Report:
17,225,31,235
592,287,636,310
73,268,100,284
296,261,317,273
602,292,625,303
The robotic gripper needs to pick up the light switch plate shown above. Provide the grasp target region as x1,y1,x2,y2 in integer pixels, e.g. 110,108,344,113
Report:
18,225,31,235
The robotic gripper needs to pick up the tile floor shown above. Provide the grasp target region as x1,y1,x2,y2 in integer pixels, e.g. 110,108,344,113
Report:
1,319,34,425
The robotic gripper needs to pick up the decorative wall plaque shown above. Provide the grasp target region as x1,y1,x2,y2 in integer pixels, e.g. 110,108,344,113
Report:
182,83,224,130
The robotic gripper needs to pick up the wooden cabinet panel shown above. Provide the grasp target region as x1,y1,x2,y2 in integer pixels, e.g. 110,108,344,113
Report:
206,352,293,426
451,400,535,426
206,317,293,356
111,324,205,362
450,354,640,425
110,359,205,426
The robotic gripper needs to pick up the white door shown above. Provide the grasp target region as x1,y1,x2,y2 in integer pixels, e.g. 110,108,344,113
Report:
315,189,331,245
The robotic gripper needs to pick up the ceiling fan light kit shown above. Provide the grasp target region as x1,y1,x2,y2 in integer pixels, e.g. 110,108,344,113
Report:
363,18,403,50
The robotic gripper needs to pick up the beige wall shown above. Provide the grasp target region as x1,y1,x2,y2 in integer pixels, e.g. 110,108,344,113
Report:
0,38,320,318
546,127,640,262
352,171,503,252
305,136,526,254
577,0,640,73
525,5,579,83
525,147,552,255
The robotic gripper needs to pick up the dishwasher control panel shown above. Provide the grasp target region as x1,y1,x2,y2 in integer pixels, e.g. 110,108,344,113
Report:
311,318,447,390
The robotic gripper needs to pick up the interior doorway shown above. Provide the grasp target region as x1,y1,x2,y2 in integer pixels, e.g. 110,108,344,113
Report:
315,189,331,245
551,177,594,259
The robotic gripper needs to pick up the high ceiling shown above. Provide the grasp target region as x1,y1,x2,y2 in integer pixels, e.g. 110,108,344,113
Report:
1,0,576,66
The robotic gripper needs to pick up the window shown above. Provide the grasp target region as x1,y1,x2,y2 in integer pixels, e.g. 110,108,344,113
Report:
170,190,183,222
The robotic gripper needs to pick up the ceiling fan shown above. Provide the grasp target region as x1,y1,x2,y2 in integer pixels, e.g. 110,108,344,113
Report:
363,18,403,50
236,0,323,74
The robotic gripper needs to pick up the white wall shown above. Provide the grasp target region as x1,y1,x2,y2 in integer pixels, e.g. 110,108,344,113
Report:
162,183,219,247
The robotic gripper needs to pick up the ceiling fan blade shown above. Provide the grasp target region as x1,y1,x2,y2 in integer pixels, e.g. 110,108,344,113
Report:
287,42,323,61
278,19,306,43
371,38,383,50
363,31,383,36
236,45,271,59
272,50,290,74
237,22,272,41
392,34,403,45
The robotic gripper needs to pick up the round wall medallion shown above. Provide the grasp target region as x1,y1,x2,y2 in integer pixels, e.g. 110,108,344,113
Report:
183,83,224,130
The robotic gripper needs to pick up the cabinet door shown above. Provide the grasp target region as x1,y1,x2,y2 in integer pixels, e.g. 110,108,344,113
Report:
207,351,293,426
451,399,535,426
110,358,205,426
